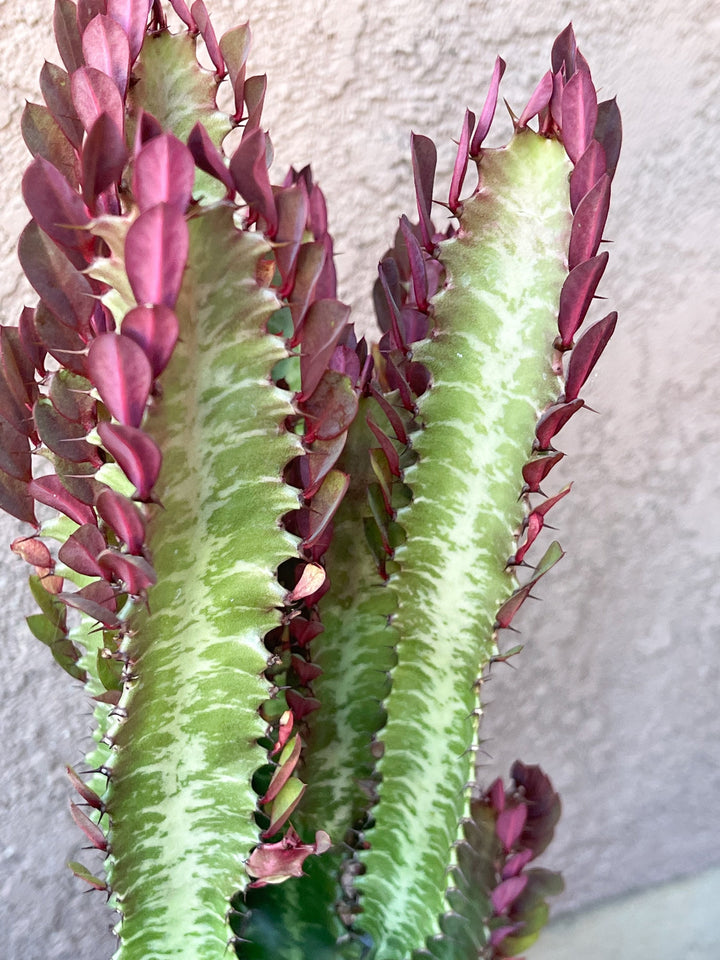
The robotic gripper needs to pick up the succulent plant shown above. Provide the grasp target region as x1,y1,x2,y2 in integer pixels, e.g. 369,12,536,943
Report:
5,3,619,958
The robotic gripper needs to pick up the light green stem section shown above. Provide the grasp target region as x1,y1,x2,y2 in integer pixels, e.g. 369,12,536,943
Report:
357,131,572,959
105,207,301,960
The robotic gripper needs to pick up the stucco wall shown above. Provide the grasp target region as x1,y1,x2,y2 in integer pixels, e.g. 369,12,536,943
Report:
0,1,718,957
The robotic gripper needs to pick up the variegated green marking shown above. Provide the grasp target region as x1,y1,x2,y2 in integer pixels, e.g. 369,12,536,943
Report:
105,207,301,960
357,131,572,958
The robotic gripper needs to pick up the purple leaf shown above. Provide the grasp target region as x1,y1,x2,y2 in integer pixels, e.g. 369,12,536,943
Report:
300,469,349,550
34,398,100,464
187,122,234,194
288,243,327,338
274,186,309,295
61,585,120,627
40,61,84,149
22,102,80,191
71,66,124,136
168,0,195,29
33,303,89,377
66,765,104,811
219,22,251,121
191,0,224,76
411,133,437,252
367,417,400,477
594,98,622,180
133,132,196,214
54,0,84,74
0,329,35,431
96,487,146,553
564,311,617,401
230,129,277,235
78,0,108,32
549,69,564,129
448,108,475,215
121,304,179,377
97,549,156,594
534,399,585,451
491,875,529,915
298,300,351,401
496,803,527,852
243,75,267,135
58,523,106,577
19,307,46,378
502,848,534,879
29,475,96,526
558,251,609,347
562,68,598,164
81,113,127,211
22,157,92,261
70,802,108,850
369,384,408,445
399,216,428,311
125,203,189,308
12,536,52,570
517,70,553,128
569,140,607,212
18,222,94,335
97,421,161,500
0,469,36,526
87,333,153,427
296,433,346,498
470,55,506,154
82,13,131,95
301,371,358,443
522,452,564,494
106,0,152,63
567,174,611,271
551,23,577,77
0,421,32,482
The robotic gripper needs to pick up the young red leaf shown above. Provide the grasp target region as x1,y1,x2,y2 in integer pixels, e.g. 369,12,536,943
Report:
567,174,611,271
569,140,607,212
33,398,100,464
411,133,437,252
594,98,623,180
71,65,124,136
219,22,251,121
448,108,475,215
22,157,91,261
260,735,303,805
54,0,84,74
301,370,358,443
82,113,128,211
125,203,189,308
78,1,108,32
521,452,564,494
60,587,121,628
97,549,156,594
133,133,196,214
0,421,32,482
121,304,179,377
246,828,331,887
300,469,349,550
561,68,598,164
517,70,553,128
30,475,96,526
274,186,309,296
33,304,89,378
262,778,306,838
367,417,400,477
551,23,577,77
496,803,528,852
191,0,224,76
557,251,609,348
243,74,267,135
58,524,106,577
82,13,131,95
88,333,152,427
96,487,146,553
491,875,529,915
564,311,617,401
399,216,428,311
21,102,79,192
187,122,235,195
97,421,161,500
106,0,152,63
168,0,195,29
70,802,108,850
298,300,351,401
0,470,36,526
40,61,84,149
470,55,506,154
229,129,278,236
11,536,52,568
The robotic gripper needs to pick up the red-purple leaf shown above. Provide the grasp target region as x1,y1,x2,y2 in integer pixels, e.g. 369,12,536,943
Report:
229,129,277,236
60,587,120,627
449,108,475,215
12,536,52,568
219,22,250,121
522,452,564,494
187,122,234,195
496,803,527,852
274,186,309,296
298,300,351,401
40,61,84,150
97,549,156,594
558,251,609,348
168,0,195,29
0,469,36,526
569,140,607,213
399,215,428,311
97,421,161,500
369,384,409,446
121,304,179,377
0,330,34,431
247,828,331,887
260,735,303,805
22,157,91,261
470,55,506,154
551,23,577,77
34,398,100,464
71,66,124,136
285,689,321,720
82,14,131,95
502,848,534,880
22,102,79,191
19,307,46,379
287,242,326,338
125,203,189,308
567,174,611,271
66,765,104,810
33,303,89,377
70,801,108,850
96,487,146,553
594,98,622,180
133,132,195,214
291,655,322,685
302,371,358,443
517,70,553,128
411,133,437,253
243,74,267,135
191,0,224,76
562,67,598,164
88,333,152,427
491,875,529,914
301,469,349,550
106,0,152,63
367,417,400,477
58,523,106,577
534,399,584,451
0,421,32,482
78,0,108,32
565,311,617,401
54,0,84,74
82,112,127,211
30,475,96,526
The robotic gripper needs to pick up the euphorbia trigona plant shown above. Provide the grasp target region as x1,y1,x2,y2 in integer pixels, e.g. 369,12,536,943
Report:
5,2,620,958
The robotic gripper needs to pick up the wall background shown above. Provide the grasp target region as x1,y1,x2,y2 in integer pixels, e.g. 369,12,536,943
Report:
1,1,718,957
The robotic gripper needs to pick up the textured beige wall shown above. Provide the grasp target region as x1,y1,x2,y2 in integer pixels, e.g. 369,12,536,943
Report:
1,1,719,957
